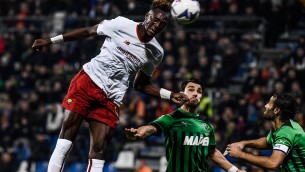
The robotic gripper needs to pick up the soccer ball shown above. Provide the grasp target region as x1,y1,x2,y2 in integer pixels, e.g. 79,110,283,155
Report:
171,0,200,25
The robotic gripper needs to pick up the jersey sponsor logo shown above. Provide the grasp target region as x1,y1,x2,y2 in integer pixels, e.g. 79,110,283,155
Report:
203,123,211,132
117,47,142,67
183,136,209,146
274,144,289,153
123,40,130,45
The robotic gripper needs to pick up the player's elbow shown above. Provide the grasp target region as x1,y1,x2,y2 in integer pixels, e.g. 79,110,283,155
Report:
133,79,149,92
266,161,281,171
133,83,142,91
268,165,280,171
87,25,98,36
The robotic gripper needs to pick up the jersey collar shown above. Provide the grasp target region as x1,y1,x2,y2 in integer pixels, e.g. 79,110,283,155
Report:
178,108,200,117
171,109,208,122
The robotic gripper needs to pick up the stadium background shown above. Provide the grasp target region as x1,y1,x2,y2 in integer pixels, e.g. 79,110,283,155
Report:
0,0,304,171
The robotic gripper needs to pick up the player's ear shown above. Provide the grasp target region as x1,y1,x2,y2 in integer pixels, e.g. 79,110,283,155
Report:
274,107,280,115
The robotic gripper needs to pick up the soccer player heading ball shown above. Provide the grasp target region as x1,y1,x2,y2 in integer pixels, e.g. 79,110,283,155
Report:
31,0,189,171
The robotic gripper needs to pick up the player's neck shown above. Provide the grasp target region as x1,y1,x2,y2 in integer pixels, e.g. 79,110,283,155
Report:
272,117,284,131
180,105,197,114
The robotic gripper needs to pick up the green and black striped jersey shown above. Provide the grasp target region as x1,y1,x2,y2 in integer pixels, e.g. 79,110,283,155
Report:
267,119,305,171
150,108,215,172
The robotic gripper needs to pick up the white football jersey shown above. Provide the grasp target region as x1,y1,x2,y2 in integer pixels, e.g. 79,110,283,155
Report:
83,16,164,106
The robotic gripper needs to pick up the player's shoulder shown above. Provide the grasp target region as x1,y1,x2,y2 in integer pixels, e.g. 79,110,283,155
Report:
114,16,136,24
151,38,164,53
281,120,298,129
153,114,173,122
196,114,210,122
277,120,300,135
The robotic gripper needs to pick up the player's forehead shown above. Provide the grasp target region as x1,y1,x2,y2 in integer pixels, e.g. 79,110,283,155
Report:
269,96,276,104
185,82,202,90
149,8,168,21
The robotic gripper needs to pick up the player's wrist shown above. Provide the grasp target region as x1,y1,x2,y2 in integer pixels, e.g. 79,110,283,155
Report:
239,141,246,148
160,88,172,100
240,152,246,159
50,34,64,43
228,165,238,172
145,125,156,136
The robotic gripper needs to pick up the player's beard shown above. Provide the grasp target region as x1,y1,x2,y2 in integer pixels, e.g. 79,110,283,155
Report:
263,110,275,120
187,99,200,108
189,104,199,109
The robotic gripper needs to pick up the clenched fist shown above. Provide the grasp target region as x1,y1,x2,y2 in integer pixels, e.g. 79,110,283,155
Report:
170,92,189,105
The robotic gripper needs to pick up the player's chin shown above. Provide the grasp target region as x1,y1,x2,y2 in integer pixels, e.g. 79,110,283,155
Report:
190,99,199,104
263,114,274,120
188,102,199,107
147,30,157,37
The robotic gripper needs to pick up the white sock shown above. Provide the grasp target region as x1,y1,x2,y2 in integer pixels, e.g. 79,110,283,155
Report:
86,159,105,172
47,139,73,172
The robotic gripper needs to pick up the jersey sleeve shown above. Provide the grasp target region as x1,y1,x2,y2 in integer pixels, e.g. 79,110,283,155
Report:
96,16,124,37
141,63,156,76
266,130,273,145
273,128,294,154
150,114,172,135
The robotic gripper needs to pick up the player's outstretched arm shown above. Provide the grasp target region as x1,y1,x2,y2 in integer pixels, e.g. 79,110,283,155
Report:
209,148,246,172
125,125,157,141
31,24,99,51
225,145,286,170
134,71,189,105
224,137,270,156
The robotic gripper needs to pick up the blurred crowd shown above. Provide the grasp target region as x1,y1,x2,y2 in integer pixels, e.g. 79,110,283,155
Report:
0,0,305,171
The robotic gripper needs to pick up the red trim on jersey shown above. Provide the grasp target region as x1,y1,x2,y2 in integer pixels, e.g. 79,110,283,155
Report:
136,24,143,42
87,159,92,172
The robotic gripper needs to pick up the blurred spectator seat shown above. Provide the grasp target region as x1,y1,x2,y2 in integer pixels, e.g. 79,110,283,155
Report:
114,150,135,170
51,12,66,35
34,161,48,172
123,141,145,152
159,156,167,172
17,160,28,172
66,162,86,172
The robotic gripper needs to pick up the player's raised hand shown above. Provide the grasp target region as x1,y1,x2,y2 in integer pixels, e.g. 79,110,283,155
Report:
31,38,52,51
170,92,189,105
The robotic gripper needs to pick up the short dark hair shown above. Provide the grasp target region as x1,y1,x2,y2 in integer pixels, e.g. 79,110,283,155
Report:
273,92,298,122
151,0,172,12
180,78,204,92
